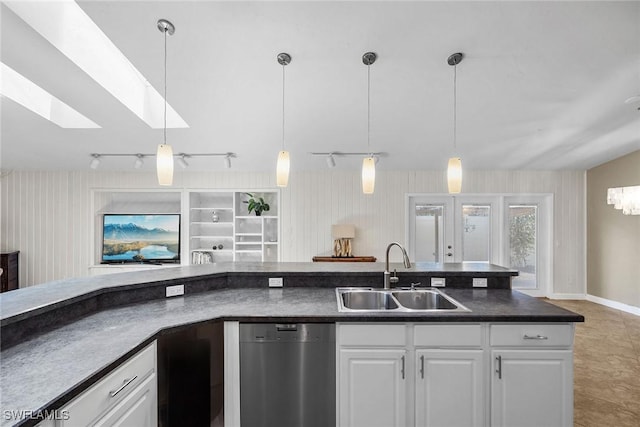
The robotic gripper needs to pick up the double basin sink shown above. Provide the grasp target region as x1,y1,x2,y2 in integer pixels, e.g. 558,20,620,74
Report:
336,287,470,313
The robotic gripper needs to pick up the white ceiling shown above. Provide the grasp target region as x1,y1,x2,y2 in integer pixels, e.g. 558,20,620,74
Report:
1,1,639,172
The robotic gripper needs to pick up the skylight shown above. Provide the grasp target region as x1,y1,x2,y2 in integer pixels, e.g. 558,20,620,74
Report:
4,1,188,129
0,62,100,128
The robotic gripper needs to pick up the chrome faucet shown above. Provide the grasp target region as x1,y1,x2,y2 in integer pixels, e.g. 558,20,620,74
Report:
384,242,412,289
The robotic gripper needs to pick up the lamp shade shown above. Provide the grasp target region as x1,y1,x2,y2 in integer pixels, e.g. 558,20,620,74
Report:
332,224,355,239
157,143,174,186
276,150,290,187
447,157,462,194
362,156,376,194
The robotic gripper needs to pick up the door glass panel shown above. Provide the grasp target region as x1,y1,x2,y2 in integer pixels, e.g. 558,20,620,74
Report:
462,205,491,262
415,205,444,262
509,205,537,288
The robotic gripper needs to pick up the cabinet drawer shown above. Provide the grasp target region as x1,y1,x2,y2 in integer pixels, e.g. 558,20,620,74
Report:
414,324,482,347
60,341,156,426
338,324,406,346
490,324,573,347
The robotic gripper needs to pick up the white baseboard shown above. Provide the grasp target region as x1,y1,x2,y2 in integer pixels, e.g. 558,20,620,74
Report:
586,294,640,316
548,293,586,300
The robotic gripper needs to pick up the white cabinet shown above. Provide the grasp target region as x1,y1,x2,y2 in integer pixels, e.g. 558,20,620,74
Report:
490,324,574,427
94,373,157,427
339,348,407,427
415,349,484,427
59,341,157,427
188,190,279,264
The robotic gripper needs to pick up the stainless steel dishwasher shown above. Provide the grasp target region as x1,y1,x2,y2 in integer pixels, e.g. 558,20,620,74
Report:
239,323,336,427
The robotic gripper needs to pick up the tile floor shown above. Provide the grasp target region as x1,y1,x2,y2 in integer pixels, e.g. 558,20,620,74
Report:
545,299,640,427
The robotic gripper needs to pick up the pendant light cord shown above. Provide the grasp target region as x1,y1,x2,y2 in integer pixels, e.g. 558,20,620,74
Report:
367,62,371,153
282,63,285,151
163,27,167,146
453,62,457,154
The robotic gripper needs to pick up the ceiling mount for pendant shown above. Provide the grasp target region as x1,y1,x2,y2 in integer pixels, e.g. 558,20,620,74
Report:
447,52,463,66
362,52,377,65
157,19,175,35
277,53,291,66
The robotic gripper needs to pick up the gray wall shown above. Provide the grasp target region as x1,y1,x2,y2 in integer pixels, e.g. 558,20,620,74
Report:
587,150,640,308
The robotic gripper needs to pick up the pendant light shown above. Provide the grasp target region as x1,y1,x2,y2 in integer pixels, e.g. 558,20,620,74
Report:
156,19,175,186
362,52,377,194
447,52,463,194
276,53,292,187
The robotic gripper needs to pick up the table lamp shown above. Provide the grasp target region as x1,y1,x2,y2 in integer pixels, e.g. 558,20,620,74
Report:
332,224,355,257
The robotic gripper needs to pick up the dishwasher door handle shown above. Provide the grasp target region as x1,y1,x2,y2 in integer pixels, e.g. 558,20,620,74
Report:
276,324,298,331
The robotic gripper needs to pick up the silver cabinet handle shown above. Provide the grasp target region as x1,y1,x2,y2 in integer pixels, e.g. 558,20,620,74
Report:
109,375,137,398
523,334,548,340
420,355,425,379
495,356,502,379
401,355,405,379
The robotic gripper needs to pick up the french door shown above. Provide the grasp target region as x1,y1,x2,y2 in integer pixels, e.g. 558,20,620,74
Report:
406,194,551,294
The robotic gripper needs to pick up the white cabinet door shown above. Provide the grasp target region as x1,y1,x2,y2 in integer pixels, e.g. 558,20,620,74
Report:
94,373,157,427
339,348,407,427
415,349,484,427
491,350,572,427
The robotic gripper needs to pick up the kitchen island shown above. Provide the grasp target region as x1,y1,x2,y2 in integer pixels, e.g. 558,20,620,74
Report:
0,263,582,427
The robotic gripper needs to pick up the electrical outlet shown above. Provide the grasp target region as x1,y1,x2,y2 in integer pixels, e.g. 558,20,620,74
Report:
166,284,184,297
431,277,445,287
268,277,283,288
472,278,488,288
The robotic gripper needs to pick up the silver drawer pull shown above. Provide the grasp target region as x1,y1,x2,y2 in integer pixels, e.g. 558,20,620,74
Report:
109,375,137,398
523,334,548,340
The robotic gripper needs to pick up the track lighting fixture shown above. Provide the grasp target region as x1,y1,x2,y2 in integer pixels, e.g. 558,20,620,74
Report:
88,152,237,169
311,152,385,169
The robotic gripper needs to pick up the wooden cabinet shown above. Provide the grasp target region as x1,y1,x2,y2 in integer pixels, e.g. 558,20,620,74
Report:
0,251,19,292
415,349,484,427
490,324,574,427
59,341,157,427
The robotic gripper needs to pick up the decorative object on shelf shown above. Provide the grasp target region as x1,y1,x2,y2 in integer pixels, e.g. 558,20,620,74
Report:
362,52,377,194
607,185,640,215
447,52,464,194
88,152,236,170
156,18,176,186
276,52,292,187
218,244,224,250
332,224,355,257
211,211,219,222
243,193,270,216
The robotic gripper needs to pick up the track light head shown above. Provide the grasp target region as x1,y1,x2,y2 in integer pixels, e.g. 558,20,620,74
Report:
89,154,100,169
326,154,336,168
176,154,189,169
134,154,144,169
224,154,232,169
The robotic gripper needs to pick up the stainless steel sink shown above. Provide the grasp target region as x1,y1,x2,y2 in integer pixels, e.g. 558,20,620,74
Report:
341,291,399,310
336,288,470,313
392,290,458,310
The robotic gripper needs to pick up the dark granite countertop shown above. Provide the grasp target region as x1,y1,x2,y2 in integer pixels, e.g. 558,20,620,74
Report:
1,285,581,426
0,262,517,324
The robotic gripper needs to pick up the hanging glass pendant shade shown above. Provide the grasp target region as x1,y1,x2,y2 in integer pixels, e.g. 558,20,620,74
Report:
447,157,462,194
157,143,174,186
276,150,290,187
362,156,376,194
